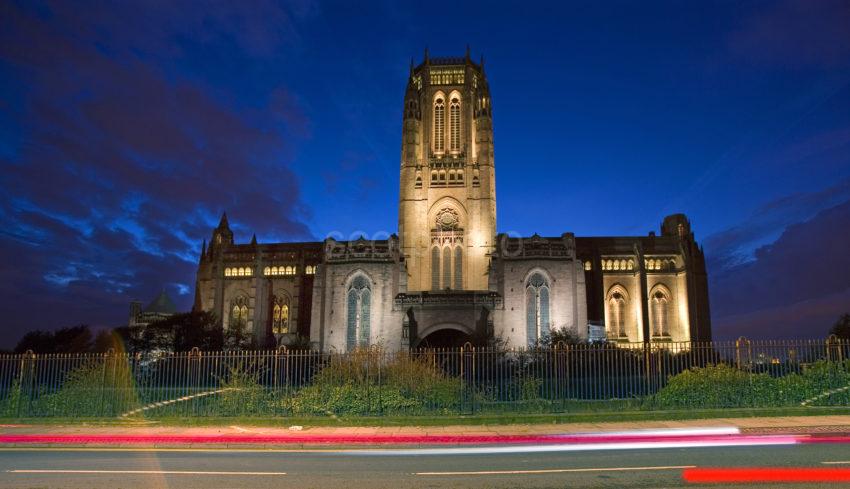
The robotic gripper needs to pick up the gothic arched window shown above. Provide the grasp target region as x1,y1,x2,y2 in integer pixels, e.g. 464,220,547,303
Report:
525,272,550,346
454,246,463,290
346,275,371,351
229,296,249,330
449,97,461,152
433,98,445,153
272,296,290,334
431,246,440,290
651,288,670,338
442,246,452,289
607,288,628,338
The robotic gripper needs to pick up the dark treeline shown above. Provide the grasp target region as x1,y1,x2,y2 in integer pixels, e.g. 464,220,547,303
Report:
12,311,253,355
9,312,850,355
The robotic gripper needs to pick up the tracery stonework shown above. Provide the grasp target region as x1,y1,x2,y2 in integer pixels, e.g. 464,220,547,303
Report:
193,50,712,352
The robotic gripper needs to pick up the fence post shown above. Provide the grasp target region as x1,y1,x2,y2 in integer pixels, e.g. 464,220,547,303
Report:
826,335,843,362
374,345,383,416
736,336,751,371
188,347,201,416
18,350,35,418
275,345,287,416
555,342,567,413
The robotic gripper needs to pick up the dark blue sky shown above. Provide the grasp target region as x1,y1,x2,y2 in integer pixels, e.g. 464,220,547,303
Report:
1,0,849,347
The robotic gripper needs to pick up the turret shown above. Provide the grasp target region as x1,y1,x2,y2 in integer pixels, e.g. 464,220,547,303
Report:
211,211,234,250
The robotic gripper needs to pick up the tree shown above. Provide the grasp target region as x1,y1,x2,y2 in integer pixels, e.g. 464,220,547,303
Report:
830,313,850,340
223,318,252,351
14,325,94,353
542,326,584,347
138,311,224,353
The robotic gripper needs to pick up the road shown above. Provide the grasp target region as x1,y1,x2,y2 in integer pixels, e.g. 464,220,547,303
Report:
1,444,849,488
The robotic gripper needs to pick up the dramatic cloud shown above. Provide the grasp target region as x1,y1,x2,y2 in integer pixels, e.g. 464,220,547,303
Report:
710,200,850,340
0,1,314,347
705,177,850,272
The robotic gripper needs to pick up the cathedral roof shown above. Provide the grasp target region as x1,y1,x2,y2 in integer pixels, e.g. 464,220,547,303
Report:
143,289,178,314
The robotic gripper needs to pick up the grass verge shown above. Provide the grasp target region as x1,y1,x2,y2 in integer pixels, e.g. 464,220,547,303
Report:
3,406,848,428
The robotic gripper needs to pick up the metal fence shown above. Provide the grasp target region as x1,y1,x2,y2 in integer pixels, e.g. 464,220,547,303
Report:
0,337,847,418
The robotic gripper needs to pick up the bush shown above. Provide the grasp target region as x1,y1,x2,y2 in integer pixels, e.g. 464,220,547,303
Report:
34,358,140,416
652,360,850,409
280,351,462,415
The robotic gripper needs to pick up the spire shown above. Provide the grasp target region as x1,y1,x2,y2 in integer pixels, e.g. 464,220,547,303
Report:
200,239,206,262
465,44,471,62
424,47,429,65
250,233,257,245
217,211,230,229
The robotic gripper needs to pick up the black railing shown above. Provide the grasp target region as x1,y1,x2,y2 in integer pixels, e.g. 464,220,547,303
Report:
0,337,847,418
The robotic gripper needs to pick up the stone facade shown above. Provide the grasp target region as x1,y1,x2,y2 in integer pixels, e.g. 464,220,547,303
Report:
192,51,712,351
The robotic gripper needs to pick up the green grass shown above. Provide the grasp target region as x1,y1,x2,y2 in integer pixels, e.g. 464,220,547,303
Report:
5,406,848,428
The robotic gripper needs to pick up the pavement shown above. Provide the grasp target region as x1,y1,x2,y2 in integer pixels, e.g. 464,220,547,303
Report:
2,415,850,448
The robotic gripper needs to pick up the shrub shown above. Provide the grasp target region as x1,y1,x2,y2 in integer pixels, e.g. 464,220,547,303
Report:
652,360,850,409
35,358,140,416
280,351,462,415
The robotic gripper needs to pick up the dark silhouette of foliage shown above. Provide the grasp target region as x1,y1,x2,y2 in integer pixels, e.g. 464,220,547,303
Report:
14,325,94,353
830,313,850,340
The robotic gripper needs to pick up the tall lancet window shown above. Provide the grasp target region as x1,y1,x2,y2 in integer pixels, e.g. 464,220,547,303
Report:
442,246,452,289
525,272,550,346
434,98,445,153
453,245,463,290
431,246,440,290
651,289,670,337
607,288,628,339
449,97,461,152
346,275,371,351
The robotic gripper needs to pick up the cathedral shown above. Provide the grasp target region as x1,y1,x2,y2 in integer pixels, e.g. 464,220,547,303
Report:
193,51,711,351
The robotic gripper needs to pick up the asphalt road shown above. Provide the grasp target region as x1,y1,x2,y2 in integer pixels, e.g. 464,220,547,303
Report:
1,444,849,488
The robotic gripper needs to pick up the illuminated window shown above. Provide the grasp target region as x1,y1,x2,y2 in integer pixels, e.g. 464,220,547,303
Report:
225,268,232,277
434,98,445,153
431,246,440,290
627,259,635,270
584,261,592,271
526,272,550,346
346,275,371,351
305,265,316,275
651,288,670,337
454,245,463,290
272,296,289,334
607,288,628,338
449,97,460,151
229,296,249,330
442,246,452,289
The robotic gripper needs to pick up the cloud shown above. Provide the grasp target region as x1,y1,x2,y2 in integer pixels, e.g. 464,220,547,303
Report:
704,177,850,271
0,1,315,347
710,199,850,339
728,0,850,69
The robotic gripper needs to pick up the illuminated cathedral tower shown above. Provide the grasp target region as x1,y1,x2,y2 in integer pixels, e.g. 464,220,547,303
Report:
398,48,496,292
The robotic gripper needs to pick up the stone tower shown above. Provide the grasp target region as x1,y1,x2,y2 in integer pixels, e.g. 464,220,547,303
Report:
398,49,496,292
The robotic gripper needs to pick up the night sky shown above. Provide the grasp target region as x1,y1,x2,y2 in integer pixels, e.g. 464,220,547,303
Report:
1,0,849,348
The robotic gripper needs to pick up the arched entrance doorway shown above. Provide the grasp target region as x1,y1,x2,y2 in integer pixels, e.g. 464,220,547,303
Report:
417,328,472,349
